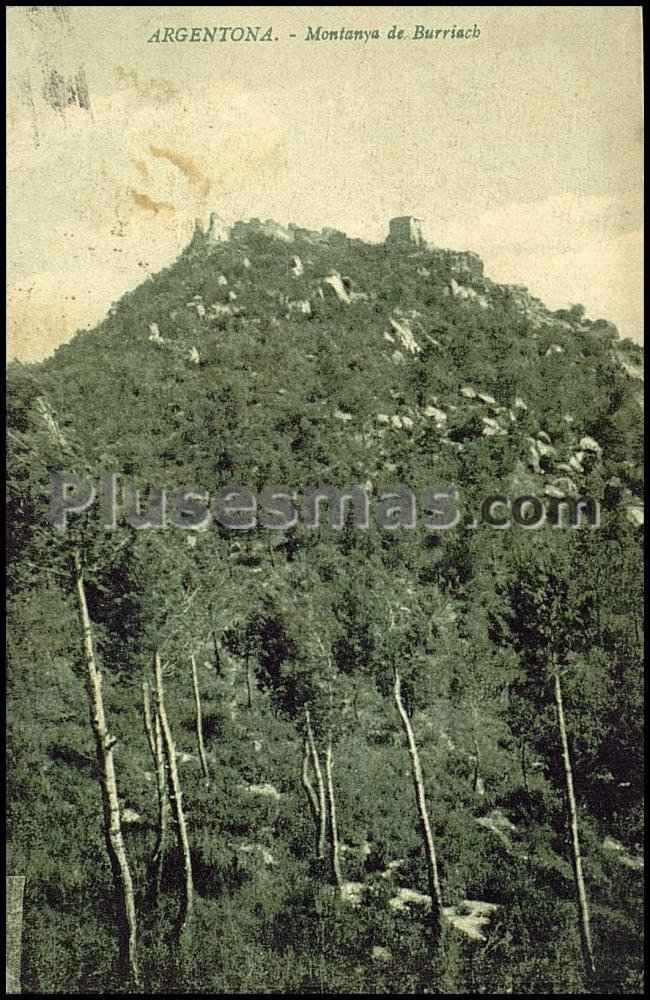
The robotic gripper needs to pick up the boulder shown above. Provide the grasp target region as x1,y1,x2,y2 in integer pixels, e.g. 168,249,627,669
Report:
603,836,644,870
241,782,281,801
551,476,577,496
579,435,602,454
536,440,557,460
210,304,233,318
289,255,304,277
442,900,499,942
423,405,447,427
389,887,432,912
482,416,506,436
287,299,312,317
187,298,206,318
323,271,351,304
625,503,644,528
121,808,144,825
341,881,366,906
389,317,421,354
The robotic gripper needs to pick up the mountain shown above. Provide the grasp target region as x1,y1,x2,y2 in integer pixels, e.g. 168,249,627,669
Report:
6,215,644,994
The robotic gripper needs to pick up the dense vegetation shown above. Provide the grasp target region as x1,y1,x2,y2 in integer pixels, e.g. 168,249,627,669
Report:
6,221,644,993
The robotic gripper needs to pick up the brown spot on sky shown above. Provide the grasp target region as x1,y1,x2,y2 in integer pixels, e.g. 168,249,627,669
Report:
134,159,150,180
130,191,175,215
149,146,211,201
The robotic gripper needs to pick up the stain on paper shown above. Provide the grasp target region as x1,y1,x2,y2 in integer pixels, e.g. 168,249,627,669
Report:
149,146,211,200
130,190,175,215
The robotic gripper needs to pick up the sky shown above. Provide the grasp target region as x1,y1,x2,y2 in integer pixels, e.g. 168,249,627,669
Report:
6,6,644,362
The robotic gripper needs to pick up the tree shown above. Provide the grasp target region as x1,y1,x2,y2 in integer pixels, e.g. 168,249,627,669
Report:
256,560,348,891
505,540,597,987
367,571,461,940
73,549,140,986
153,650,194,944
142,679,169,898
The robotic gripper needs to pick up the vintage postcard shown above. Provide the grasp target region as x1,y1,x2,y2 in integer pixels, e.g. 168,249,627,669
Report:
6,6,643,994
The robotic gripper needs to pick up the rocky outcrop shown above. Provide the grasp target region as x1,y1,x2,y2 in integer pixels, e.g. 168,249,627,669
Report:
388,316,421,354
192,211,229,245
323,271,352,304
231,218,294,242
148,322,164,344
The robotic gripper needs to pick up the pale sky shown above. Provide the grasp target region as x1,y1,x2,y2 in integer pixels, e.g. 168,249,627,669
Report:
6,6,644,361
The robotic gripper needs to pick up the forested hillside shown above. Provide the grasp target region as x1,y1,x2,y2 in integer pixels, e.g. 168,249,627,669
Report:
6,217,644,993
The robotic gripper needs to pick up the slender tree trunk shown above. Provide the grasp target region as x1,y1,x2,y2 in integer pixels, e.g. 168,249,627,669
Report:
153,651,194,942
301,738,321,851
305,709,327,861
521,737,530,795
73,550,140,986
212,630,221,677
553,669,596,985
324,733,343,891
472,733,483,796
470,705,483,796
190,654,210,781
393,666,444,934
245,653,254,710
143,681,169,898
352,683,361,724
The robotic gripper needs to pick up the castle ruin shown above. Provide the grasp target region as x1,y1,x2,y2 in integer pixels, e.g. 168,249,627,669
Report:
386,216,425,248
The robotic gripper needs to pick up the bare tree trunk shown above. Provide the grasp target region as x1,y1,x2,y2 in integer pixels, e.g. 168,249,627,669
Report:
325,733,343,891
245,653,254,710
521,737,530,795
553,669,596,985
153,651,194,943
352,683,361,724
471,733,483,796
190,654,210,781
471,706,483,796
393,666,444,934
73,550,140,986
301,737,321,851
143,681,169,898
305,709,327,861
212,630,221,677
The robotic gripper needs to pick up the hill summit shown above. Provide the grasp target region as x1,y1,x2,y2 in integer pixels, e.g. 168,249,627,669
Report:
35,209,643,527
